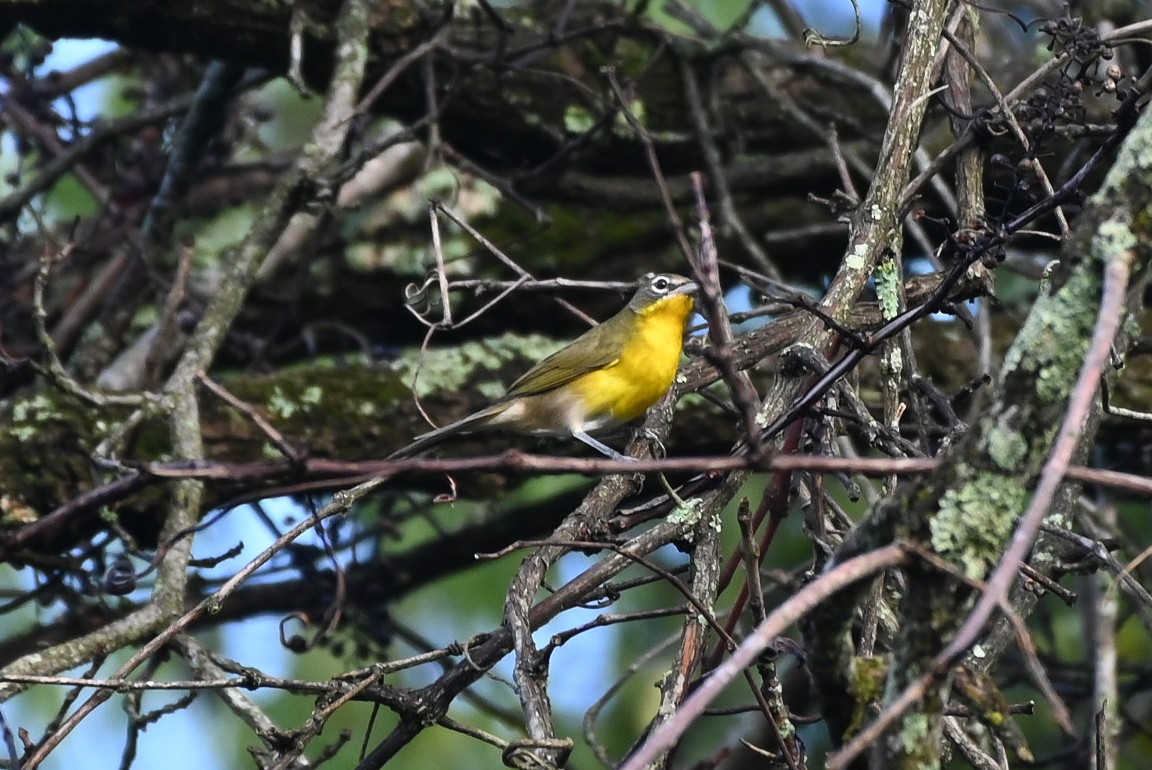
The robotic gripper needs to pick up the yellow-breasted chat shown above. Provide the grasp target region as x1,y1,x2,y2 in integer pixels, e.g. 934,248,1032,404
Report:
390,273,699,461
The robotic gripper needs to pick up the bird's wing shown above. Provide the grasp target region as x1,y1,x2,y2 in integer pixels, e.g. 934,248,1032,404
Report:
501,342,619,399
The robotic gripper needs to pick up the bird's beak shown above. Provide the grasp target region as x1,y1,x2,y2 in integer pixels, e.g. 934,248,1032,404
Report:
673,281,699,296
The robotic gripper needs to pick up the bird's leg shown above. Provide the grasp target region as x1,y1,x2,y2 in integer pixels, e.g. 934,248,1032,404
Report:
634,427,666,458
572,430,636,462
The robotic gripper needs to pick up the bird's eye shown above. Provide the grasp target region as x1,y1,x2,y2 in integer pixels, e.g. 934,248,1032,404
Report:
652,276,670,292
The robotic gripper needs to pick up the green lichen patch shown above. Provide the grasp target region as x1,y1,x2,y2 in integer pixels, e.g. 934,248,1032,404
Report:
1001,264,1099,405
667,496,707,533
212,363,410,461
564,104,596,134
266,383,324,420
983,417,1029,473
846,655,888,737
10,393,65,442
931,474,1025,580
0,391,131,527
897,712,934,758
206,334,567,463
875,257,901,320
392,332,562,399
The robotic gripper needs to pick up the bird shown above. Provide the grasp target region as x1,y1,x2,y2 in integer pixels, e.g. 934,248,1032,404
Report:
390,272,699,461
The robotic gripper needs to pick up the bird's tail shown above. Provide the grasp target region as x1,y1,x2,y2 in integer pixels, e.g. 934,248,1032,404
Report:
388,405,503,459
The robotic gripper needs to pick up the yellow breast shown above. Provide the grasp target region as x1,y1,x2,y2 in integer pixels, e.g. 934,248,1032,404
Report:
570,293,693,426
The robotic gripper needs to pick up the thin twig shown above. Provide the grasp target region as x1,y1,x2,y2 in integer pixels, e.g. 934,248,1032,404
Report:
619,544,910,770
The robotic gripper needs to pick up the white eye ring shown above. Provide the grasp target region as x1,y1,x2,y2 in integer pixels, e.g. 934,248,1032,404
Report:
652,276,671,292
